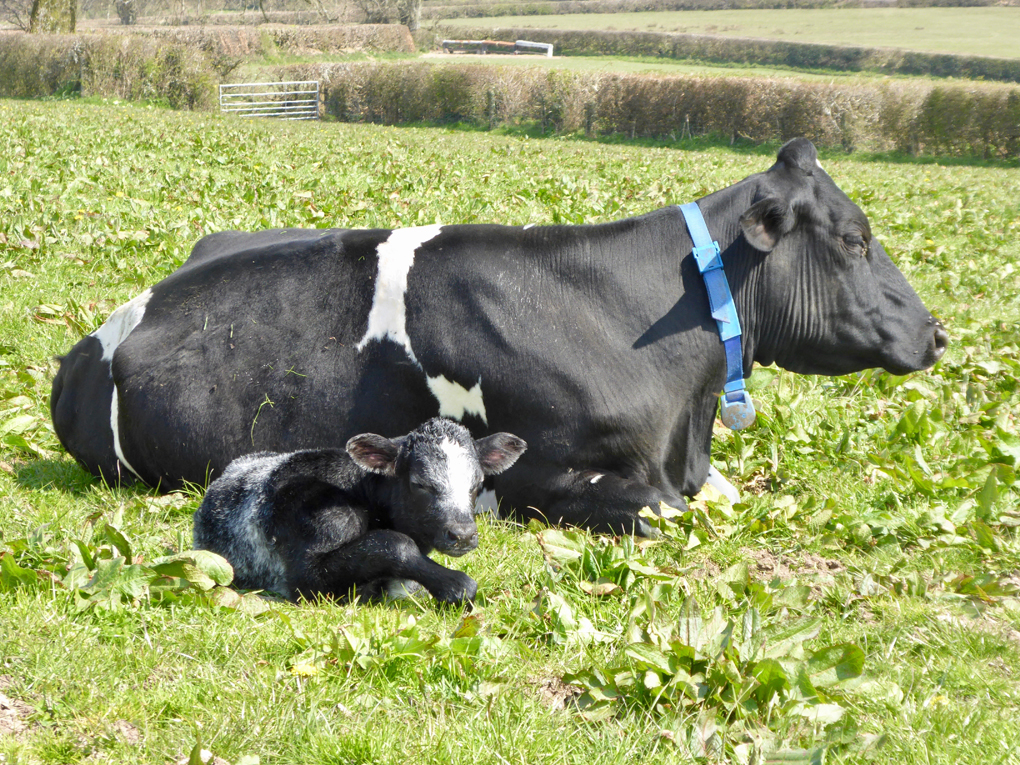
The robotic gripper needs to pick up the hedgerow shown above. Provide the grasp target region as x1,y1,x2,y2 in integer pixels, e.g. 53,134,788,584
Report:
274,60,1020,158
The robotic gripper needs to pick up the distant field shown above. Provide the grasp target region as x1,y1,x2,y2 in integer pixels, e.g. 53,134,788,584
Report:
419,52,892,80
441,8,1020,59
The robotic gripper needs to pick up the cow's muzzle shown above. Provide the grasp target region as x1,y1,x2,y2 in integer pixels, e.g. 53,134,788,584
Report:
932,320,949,363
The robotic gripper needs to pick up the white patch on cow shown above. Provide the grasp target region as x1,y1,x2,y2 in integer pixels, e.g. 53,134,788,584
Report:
92,289,153,480
356,224,443,364
109,385,142,480
474,488,498,516
92,289,153,363
426,375,488,425
439,437,478,508
589,473,604,484
523,223,536,230
705,465,740,504
816,159,825,172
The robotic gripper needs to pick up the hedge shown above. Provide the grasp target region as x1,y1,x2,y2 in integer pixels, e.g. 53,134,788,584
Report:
0,26,413,107
92,24,415,56
440,25,1020,84
272,60,1020,158
2,31,1017,158
0,30,217,107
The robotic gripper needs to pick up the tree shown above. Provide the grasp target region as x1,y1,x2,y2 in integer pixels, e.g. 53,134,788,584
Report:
28,0,75,31
0,0,33,30
396,0,420,32
114,0,138,24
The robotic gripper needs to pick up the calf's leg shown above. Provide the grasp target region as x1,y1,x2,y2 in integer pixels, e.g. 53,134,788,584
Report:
295,529,477,605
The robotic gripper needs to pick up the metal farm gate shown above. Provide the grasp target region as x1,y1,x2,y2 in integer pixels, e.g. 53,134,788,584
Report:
219,81,320,120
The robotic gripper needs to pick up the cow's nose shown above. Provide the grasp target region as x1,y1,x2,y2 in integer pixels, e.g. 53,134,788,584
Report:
933,323,949,361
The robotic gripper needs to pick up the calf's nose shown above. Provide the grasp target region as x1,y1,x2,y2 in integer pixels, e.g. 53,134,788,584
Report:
443,523,479,554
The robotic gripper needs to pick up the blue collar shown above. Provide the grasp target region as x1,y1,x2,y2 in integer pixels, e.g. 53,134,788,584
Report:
678,202,756,430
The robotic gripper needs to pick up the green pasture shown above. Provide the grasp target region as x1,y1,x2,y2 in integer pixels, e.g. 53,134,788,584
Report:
415,51,893,81
1,99,1019,764
440,7,1020,60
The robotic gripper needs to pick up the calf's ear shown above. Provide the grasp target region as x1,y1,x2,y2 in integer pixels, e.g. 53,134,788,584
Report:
346,434,399,476
739,197,795,252
474,433,527,475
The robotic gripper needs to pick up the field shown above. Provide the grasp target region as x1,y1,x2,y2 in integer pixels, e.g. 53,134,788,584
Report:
440,7,1020,59
417,52,900,80
2,98,1020,764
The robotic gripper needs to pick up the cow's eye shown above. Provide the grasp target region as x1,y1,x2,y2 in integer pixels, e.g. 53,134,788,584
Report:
843,233,867,255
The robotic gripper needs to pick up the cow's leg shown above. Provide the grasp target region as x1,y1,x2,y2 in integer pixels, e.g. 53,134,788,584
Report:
501,468,687,537
294,529,477,605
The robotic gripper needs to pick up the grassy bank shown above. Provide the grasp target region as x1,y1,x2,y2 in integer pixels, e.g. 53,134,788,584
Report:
1,99,1019,764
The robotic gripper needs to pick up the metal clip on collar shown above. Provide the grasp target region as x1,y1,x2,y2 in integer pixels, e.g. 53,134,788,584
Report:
679,202,756,431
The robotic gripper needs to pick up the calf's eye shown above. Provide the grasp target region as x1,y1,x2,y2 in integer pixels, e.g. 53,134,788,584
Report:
411,480,434,494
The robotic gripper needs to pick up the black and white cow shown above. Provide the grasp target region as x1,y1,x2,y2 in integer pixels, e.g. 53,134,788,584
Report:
51,139,947,536
193,418,526,604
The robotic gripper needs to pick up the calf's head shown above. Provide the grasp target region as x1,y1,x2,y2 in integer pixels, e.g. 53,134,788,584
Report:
346,418,526,556
738,138,948,377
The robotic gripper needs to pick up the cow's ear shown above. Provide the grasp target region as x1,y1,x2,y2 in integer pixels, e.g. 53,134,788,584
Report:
346,434,399,476
740,197,795,252
474,433,527,476
775,138,818,174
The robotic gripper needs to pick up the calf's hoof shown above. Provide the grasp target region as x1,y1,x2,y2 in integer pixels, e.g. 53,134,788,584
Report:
432,571,478,605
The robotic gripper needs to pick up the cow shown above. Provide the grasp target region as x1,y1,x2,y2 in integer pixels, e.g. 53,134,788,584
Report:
193,418,526,604
51,139,947,537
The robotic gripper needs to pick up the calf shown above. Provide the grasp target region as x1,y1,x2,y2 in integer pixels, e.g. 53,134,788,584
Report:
193,418,526,604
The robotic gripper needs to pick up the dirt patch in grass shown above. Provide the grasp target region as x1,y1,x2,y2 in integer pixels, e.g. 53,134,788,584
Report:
109,719,141,745
534,677,582,710
748,549,845,582
0,676,34,739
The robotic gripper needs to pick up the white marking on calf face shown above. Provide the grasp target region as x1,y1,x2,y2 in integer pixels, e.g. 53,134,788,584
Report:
474,488,498,516
91,289,153,480
426,375,488,425
356,225,443,365
439,437,479,510
589,473,604,484
92,289,153,363
705,465,740,504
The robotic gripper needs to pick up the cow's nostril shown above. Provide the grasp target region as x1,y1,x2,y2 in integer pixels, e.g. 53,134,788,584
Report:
933,325,949,358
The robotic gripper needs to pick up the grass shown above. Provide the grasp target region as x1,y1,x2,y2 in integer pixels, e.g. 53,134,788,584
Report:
412,51,911,81
439,7,1020,60
1,98,1019,764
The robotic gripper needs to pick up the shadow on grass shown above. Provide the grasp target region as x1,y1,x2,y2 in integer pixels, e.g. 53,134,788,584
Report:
361,118,1020,169
14,457,153,498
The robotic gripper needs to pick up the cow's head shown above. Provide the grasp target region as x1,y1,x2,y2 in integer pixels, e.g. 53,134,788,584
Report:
738,138,947,376
346,418,526,556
